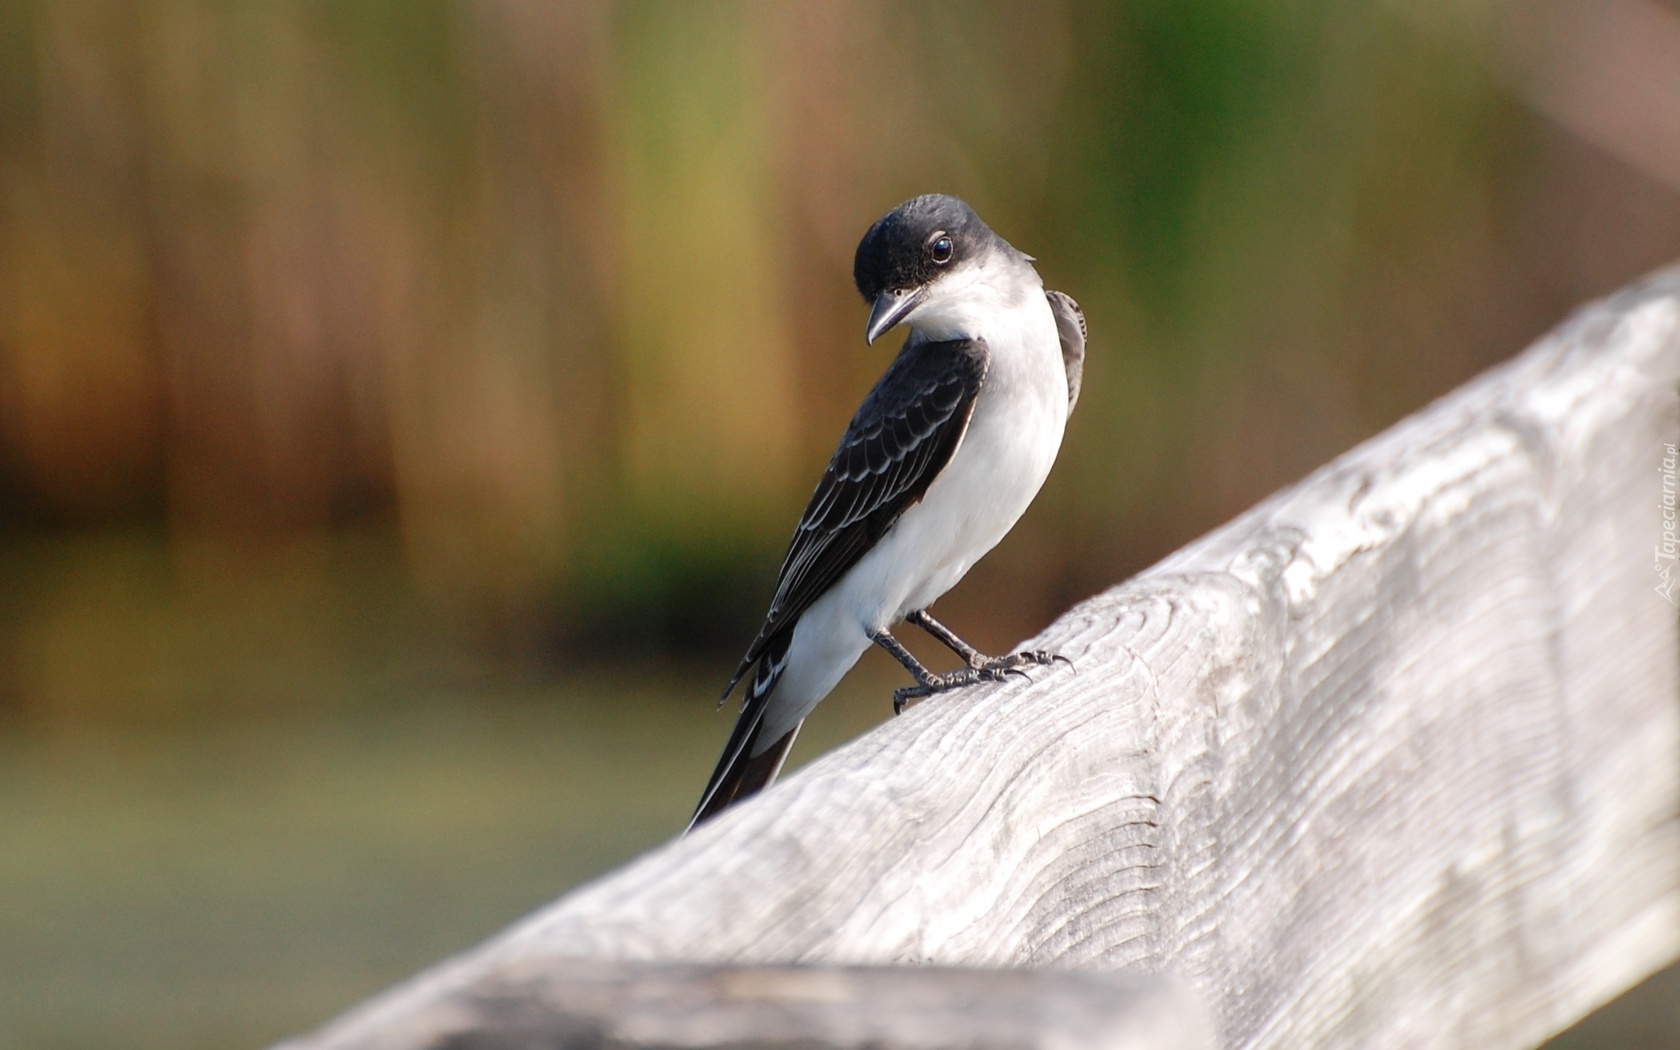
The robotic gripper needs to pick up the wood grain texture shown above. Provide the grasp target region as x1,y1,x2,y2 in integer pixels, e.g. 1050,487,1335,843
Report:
279,269,1680,1050
278,961,1212,1050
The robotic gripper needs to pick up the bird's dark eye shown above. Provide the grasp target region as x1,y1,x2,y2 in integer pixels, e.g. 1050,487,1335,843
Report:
929,235,954,264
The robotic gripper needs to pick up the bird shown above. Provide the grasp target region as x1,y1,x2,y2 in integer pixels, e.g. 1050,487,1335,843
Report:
687,193,1085,831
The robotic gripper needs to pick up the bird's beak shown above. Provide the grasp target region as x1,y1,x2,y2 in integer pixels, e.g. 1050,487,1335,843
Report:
865,287,925,345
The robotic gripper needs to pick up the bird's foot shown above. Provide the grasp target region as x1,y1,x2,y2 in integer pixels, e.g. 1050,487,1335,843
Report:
891,650,1073,714
892,666,990,714
971,648,1071,675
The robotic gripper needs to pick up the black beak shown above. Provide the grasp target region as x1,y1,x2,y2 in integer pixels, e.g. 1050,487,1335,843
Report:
865,287,925,345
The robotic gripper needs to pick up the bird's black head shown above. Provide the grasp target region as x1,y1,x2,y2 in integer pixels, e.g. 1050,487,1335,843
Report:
852,194,1005,343
852,194,993,302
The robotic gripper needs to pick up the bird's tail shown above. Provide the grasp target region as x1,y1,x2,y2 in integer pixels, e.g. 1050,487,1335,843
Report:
686,720,800,832
687,633,799,832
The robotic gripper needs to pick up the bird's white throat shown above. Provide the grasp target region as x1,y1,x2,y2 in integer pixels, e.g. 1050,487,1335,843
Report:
904,249,1044,345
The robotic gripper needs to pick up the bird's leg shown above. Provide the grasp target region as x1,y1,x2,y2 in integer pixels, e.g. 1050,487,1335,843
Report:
869,628,983,715
906,609,1070,676
874,619,1072,715
870,628,941,684
905,609,986,667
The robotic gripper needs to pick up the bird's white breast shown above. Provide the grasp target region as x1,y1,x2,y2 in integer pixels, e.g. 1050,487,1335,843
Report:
755,257,1069,744
846,272,1068,629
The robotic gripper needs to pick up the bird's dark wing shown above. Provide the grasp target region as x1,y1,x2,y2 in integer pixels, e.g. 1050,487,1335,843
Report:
1046,290,1086,412
720,337,989,701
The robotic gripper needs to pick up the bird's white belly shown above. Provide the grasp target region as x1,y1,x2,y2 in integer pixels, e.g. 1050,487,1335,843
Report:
866,353,1066,622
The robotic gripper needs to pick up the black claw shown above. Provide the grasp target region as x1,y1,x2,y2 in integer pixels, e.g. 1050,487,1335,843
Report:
893,683,935,715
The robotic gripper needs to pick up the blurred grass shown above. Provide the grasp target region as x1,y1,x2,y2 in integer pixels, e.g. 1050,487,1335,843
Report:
2,698,691,1049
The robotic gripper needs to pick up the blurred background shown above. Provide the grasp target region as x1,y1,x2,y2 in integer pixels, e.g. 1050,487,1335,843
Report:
1,1,1677,1046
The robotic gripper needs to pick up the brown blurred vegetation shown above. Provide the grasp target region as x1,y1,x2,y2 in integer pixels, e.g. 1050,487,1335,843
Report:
1,0,1678,711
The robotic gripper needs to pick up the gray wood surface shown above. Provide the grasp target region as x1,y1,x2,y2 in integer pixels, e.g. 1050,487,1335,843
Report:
279,268,1680,1050
277,960,1212,1050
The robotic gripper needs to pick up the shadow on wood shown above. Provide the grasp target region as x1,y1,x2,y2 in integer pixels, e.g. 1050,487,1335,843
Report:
277,268,1680,1050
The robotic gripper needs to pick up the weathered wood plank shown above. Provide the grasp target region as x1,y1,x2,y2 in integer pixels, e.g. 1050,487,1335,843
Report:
279,268,1680,1050
278,961,1212,1050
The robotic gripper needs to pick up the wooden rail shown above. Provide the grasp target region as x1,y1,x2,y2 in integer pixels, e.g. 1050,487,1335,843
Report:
278,268,1680,1050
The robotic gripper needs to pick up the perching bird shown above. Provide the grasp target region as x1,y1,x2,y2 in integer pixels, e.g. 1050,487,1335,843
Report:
688,194,1085,830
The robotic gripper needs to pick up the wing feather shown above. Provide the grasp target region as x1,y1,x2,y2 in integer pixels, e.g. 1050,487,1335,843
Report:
720,337,989,700
1046,289,1086,411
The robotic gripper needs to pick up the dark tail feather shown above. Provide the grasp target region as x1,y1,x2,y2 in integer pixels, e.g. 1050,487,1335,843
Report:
686,719,801,832
688,632,797,832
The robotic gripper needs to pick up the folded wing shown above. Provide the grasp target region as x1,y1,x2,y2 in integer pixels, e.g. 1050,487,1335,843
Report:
720,336,990,701
1046,289,1086,411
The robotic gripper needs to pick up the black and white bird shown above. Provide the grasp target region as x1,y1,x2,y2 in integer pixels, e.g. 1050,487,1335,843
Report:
689,194,1085,830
